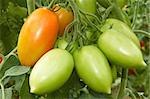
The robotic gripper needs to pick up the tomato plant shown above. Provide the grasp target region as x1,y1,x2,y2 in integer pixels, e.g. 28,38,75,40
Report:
53,4,74,36
17,8,59,67
0,0,150,98
73,45,112,94
29,49,74,94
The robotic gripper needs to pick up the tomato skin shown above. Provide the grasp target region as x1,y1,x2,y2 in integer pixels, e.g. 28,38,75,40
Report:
100,18,140,48
75,0,96,19
98,30,146,68
54,5,74,36
73,45,112,94
29,49,74,94
17,8,59,66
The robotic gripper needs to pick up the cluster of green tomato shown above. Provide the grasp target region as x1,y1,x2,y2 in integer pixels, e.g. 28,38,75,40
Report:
30,18,146,95
17,0,146,95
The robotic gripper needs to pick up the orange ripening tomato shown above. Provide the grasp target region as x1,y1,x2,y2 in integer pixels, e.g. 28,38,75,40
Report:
53,5,74,36
17,8,59,67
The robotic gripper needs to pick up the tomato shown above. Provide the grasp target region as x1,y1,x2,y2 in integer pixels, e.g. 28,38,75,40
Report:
55,39,68,49
0,56,2,64
73,45,112,94
97,0,127,8
29,49,74,94
98,29,146,68
53,4,74,36
17,8,59,66
100,18,140,48
75,0,96,19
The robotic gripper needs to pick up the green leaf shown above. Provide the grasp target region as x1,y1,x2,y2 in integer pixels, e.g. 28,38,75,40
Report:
19,75,35,99
11,75,26,93
7,2,27,18
0,55,19,78
2,66,30,79
0,87,12,99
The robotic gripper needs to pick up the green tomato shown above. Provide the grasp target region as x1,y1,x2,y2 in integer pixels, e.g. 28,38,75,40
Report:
75,0,96,19
73,45,112,94
29,49,74,94
97,0,127,8
101,18,140,48
98,29,146,68
57,39,68,49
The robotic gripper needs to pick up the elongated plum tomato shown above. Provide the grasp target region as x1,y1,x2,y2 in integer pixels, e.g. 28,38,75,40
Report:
98,29,146,68
73,45,112,94
29,49,74,94
17,8,59,66
53,5,74,36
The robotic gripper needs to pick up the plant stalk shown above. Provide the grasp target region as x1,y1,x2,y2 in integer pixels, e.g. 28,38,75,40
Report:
0,81,5,99
116,69,128,99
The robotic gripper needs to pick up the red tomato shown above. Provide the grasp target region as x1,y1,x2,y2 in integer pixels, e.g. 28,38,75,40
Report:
17,8,59,67
140,40,145,50
53,4,74,36
0,57,2,64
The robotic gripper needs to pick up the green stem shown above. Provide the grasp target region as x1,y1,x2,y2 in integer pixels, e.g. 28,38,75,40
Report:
148,61,150,99
131,0,139,29
116,69,128,99
0,81,5,99
133,30,150,38
26,0,35,15
47,0,55,9
6,46,17,58
126,88,136,99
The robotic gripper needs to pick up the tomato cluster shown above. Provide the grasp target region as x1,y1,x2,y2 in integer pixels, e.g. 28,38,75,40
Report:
17,0,146,95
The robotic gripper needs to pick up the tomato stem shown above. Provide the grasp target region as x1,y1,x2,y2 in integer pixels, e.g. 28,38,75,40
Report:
6,46,17,58
47,0,55,9
148,61,150,99
116,69,128,99
0,81,5,99
126,88,136,99
26,0,35,15
133,30,150,38
131,0,139,29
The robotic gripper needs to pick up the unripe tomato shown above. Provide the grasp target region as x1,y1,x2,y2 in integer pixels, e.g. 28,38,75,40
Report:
29,49,74,94
17,8,59,66
53,5,74,36
98,30,146,68
97,0,127,8
100,18,140,48
75,0,96,19
73,45,112,94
